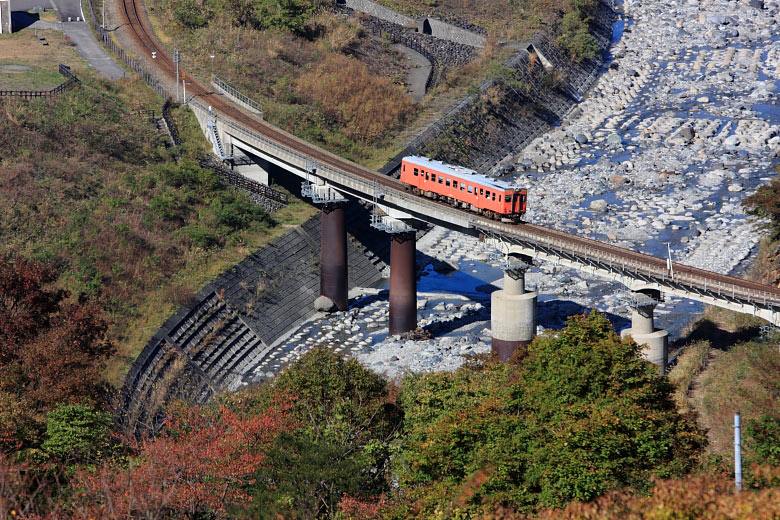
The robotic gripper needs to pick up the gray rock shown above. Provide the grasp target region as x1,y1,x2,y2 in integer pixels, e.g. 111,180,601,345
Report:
749,0,764,9
680,126,695,140
607,133,622,147
314,295,337,312
575,133,589,144
590,199,609,212
724,135,740,147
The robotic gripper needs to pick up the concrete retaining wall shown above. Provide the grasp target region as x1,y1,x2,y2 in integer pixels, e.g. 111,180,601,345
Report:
420,17,485,48
0,0,11,34
343,0,415,26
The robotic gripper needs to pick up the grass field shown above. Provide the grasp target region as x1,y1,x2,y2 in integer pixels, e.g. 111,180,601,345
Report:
0,27,90,90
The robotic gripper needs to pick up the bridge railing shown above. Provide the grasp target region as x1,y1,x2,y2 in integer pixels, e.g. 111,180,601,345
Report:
481,221,780,309
213,76,263,118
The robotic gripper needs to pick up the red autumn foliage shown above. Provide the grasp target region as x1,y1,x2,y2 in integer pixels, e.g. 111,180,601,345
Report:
73,398,296,519
337,493,390,520
0,255,114,452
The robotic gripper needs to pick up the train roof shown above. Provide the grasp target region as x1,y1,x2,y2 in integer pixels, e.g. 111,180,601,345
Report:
403,156,518,191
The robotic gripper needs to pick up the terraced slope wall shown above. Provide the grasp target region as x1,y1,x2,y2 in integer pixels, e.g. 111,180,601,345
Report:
119,202,387,435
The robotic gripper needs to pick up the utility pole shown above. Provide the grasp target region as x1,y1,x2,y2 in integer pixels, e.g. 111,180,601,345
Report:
174,48,180,103
735,413,743,491
210,54,215,81
182,77,187,104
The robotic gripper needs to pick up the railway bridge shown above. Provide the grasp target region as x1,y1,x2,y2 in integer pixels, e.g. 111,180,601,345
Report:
117,0,780,372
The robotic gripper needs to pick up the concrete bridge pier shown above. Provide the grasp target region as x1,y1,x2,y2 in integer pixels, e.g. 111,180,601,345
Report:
620,290,668,374
233,155,272,185
389,231,417,336
317,202,349,312
491,256,537,361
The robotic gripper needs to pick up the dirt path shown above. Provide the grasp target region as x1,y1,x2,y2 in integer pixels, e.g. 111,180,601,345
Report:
392,43,431,102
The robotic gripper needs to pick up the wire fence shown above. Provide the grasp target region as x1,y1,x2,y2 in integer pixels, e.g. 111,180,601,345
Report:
0,64,80,98
86,0,172,100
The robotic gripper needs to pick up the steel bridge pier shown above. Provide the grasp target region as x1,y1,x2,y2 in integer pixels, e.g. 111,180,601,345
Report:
389,231,418,336
318,202,349,312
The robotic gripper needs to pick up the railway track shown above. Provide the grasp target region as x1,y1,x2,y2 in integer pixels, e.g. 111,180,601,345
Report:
117,0,780,307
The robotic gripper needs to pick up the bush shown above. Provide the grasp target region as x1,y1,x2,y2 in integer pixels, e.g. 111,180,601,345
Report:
174,0,208,28
295,54,414,144
41,403,113,463
556,8,599,62
242,348,402,519
393,313,706,517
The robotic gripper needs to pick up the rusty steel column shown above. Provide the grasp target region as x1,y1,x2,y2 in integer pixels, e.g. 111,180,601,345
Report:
320,202,348,311
389,231,417,336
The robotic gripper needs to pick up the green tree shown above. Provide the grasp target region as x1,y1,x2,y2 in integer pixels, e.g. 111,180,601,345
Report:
41,403,113,463
242,348,401,519
393,313,706,517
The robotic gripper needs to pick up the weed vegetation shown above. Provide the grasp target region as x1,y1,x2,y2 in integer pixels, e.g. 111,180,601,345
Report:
0,77,315,386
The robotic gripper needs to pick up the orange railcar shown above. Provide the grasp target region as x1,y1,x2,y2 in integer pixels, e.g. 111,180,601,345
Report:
400,156,527,221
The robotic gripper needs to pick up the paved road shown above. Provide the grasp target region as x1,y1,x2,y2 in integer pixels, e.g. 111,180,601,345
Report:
12,0,83,22
61,21,125,79
11,0,125,80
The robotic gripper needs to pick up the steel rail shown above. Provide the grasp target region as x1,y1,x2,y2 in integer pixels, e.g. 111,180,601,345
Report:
117,0,780,309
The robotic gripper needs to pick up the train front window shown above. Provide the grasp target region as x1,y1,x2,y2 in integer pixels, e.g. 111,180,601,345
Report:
505,195,511,203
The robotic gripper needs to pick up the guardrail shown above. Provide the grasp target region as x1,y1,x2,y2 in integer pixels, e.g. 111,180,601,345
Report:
0,64,79,98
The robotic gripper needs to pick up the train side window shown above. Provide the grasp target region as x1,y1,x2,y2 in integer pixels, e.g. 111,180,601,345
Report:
461,184,465,191
505,195,511,202
479,188,484,195
413,167,418,176
403,164,406,172
485,190,489,198
453,180,458,189
438,176,443,184
445,179,451,187
425,172,429,180
492,193,495,201
468,186,473,193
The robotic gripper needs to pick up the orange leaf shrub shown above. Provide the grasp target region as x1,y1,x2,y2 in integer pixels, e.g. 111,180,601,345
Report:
296,54,414,144
73,398,295,519
479,470,780,520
